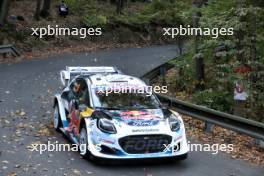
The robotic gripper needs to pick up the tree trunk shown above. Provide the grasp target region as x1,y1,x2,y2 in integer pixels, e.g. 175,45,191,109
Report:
250,9,257,61
110,0,116,4
192,0,204,90
34,0,42,20
40,0,51,18
194,54,205,86
116,0,125,14
0,0,11,26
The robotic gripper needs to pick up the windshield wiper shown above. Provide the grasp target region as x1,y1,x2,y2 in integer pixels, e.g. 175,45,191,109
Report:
94,107,123,110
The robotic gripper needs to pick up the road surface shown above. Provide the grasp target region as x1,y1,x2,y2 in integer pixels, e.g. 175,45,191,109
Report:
0,45,263,176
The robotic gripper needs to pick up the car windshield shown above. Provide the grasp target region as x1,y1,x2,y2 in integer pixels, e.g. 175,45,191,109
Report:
92,89,161,110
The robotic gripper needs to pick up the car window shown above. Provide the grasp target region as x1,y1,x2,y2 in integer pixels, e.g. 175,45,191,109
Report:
69,78,90,106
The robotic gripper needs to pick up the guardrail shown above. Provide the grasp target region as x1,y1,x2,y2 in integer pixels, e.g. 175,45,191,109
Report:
0,44,20,57
142,62,264,141
142,62,174,85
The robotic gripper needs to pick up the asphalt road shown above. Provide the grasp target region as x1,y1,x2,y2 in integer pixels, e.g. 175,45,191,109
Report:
0,45,263,176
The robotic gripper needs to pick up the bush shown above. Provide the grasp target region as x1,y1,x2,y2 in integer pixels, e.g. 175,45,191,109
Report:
169,51,195,92
192,89,233,113
81,14,107,27
65,0,90,15
142,0,187,25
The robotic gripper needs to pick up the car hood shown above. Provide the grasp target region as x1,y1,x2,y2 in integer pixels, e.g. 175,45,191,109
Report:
103,109,172,127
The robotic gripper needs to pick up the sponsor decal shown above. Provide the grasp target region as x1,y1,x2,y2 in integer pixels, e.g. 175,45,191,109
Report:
128,120,159,126
111,110,161,126
174,136,183,142
98,138,115,144
132,129,159,133
120,111,155,120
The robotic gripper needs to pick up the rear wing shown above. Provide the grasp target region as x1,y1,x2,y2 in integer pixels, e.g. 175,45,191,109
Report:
60,66,121,87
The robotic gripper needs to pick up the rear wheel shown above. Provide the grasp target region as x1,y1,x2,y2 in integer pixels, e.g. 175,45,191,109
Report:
53,105,62,131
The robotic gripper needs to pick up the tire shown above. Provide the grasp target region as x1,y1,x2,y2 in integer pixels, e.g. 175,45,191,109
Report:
79,126,91,159
53,104,62,131
176,153,188,160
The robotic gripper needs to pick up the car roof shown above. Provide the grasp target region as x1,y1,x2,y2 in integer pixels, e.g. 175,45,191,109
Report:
87,73,147,86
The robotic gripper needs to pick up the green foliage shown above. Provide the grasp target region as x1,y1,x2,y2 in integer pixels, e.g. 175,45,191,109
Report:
114,0,191,27
65,0,92,15
164,0,264,122
143,0,191,16
247,60,264,122
192,89,233,112
63,0,193,31
142,0,191,25
114,14,151,27
199,0,264,121
81,14,107,27
169,51,195,91
144,0,170,11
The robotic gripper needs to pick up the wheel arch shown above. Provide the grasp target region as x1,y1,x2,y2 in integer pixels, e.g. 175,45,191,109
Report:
79,118,86,132
53,94,68,128
53,97,58,108
79,117,91,133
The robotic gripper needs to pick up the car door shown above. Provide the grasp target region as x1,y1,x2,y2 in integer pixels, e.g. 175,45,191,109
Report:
67,77,90,135
61,85,72,113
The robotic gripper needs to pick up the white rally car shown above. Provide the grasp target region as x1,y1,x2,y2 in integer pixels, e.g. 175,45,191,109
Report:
53,66,189,160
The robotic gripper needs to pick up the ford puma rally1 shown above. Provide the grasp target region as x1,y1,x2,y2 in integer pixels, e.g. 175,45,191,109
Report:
53,66,189,160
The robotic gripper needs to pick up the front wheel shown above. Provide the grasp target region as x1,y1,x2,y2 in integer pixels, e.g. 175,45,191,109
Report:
176,153,188,160
79,126,90,159
53,105,62,131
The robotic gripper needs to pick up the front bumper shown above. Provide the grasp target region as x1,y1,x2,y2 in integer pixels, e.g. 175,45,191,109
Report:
87,127,189,159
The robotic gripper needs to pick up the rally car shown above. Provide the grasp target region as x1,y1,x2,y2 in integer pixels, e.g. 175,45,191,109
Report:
53,66,189,160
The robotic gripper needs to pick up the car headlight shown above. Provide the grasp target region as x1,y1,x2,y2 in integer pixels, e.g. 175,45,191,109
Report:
97,118,117,134
169,114,181,132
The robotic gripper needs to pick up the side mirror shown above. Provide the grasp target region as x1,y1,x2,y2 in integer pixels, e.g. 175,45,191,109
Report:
161,102,170,109
61,91,69,100
60,70,70,88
